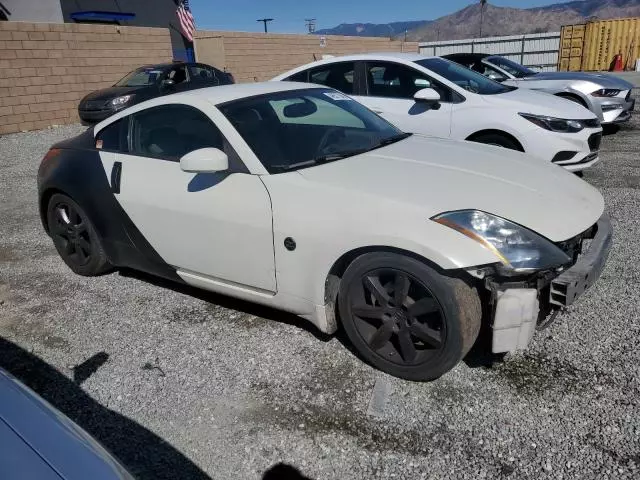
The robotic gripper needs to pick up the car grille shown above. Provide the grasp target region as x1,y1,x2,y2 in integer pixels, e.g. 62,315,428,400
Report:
588,132,602,152
81,100,107,111
583,118,601,128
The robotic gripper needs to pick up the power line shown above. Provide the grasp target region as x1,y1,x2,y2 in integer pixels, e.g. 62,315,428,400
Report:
257,18,274,33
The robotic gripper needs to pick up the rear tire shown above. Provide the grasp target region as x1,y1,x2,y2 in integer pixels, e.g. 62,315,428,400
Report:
338,252,481,381
470,133,523,151
46,193,111,276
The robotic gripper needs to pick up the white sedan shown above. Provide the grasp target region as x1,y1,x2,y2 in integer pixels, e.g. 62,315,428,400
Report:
273,53,604,172
38,83,611,381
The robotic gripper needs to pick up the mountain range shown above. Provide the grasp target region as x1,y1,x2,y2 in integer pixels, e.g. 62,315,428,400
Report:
315,0,640,41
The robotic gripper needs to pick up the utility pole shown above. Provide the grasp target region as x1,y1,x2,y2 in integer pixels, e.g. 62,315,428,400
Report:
479,0,487,38
305,18,317,34
257,18,273,33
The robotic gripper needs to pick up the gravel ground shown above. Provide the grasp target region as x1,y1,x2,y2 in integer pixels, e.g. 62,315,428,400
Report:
1,95,639,480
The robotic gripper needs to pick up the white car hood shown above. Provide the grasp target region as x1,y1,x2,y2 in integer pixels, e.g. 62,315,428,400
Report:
482,88,596,120
298,135,604,242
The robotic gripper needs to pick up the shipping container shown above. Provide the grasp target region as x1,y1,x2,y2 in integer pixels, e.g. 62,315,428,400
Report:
558,24,586,71
559,17,640,72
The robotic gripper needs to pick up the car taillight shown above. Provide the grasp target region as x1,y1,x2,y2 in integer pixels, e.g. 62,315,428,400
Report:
42,148,61,162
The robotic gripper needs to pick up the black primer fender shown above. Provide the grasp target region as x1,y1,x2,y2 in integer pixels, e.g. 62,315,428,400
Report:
38,129,182,283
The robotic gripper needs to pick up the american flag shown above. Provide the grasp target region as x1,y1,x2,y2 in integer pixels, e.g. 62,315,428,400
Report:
176,0,196,42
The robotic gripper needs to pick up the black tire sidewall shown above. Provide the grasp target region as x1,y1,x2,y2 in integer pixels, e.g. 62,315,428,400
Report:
338,252,472,382
46,193,110,276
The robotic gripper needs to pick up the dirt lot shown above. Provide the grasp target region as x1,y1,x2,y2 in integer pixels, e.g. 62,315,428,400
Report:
1,97,639,480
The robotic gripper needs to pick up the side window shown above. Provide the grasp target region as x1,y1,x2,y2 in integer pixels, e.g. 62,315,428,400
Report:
286,70,309,82
166,65,188,85
366,62,453,102
308,62,355,94
129,104,224,161
188,65,229,85
96,118,128,152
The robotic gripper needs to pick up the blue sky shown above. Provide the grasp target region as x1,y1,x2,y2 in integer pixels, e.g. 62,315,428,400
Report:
190,0,573,33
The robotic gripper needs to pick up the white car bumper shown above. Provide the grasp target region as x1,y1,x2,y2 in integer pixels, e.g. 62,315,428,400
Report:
520,126,603,173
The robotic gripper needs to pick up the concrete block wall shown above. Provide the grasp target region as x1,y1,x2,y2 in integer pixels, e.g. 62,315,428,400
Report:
195,31,420,83
0,22,173,134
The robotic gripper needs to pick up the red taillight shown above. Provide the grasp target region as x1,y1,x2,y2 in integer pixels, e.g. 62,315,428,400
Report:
42,148,61,162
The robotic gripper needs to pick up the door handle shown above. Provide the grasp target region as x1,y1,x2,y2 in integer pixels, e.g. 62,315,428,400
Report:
373,110,384,114
110,161,122,194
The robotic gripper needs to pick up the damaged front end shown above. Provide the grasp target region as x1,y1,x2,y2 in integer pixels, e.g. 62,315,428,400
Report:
467,214,613,353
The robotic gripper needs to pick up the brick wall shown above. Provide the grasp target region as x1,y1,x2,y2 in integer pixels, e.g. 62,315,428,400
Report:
195,31,420,83
0,22,172,134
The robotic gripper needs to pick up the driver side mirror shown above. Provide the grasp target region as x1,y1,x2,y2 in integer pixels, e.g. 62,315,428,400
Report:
414,88,441,104
180,148,229,173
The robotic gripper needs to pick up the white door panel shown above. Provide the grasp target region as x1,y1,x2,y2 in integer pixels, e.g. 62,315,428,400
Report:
108,153,276,292
353,95,453,138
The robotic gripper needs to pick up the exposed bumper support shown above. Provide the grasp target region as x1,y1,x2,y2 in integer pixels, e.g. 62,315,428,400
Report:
550,214,613,307
491,213,612,353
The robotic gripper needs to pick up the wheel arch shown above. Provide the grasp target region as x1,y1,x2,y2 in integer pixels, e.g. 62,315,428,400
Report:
465,129,525,152
554,91,589,108
321,245,464,325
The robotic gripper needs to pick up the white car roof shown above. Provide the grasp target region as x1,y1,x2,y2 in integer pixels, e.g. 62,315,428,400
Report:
178,81,321,105
94,82,326,132
323,52,432,62
272,53,435,80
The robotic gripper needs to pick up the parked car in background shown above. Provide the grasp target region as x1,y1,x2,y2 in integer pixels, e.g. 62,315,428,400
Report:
39,82,611,381
78,62,234,124
443,53,636,125
0,368,133,480
273,53,603,172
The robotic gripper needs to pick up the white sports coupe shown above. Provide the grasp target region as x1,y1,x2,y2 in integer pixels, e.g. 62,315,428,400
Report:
274,53,604,172
38,82,611,381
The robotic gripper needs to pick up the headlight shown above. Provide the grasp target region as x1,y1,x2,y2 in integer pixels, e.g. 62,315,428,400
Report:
591,88,621,97
111,95,134,107
519,113,584,133
432,210,571,271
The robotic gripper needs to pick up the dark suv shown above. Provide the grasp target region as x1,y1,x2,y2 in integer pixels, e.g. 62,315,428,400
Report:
78,62,234,124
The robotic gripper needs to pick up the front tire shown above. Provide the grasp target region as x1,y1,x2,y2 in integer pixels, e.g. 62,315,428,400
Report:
46,193,111,276
338,252,481,381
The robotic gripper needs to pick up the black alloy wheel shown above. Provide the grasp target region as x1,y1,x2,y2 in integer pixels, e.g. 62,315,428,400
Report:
47,193,110,276
338,253,482,381
349,268,446,366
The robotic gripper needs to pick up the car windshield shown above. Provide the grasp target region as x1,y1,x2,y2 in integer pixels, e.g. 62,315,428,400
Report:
220,88,408,174
415,58,515,95
486,56,536,78
115,67,164,87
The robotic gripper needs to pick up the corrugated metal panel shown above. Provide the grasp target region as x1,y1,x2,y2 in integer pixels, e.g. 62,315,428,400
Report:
582,17,640,71
419,32,560,70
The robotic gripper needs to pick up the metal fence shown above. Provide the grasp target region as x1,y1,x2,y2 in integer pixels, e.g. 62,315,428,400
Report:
419,32,561,71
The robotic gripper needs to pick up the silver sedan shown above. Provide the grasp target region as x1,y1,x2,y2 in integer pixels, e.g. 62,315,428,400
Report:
444,53,635,125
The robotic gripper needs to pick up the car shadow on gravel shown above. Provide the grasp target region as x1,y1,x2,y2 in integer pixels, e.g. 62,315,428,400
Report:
118,269,333,342
0,337,210,480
